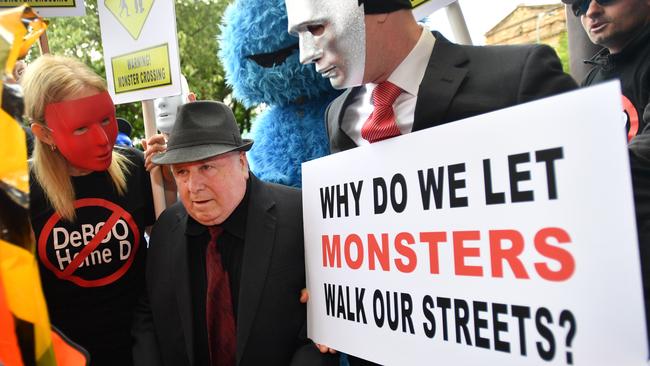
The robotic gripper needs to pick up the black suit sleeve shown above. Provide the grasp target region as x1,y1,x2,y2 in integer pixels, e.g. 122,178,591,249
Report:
289,308,339,366
290,344,340,366
324,101,338,153
131,290,163,366
516,44,578,103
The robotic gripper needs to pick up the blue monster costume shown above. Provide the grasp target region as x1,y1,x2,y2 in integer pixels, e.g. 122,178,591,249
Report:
219,0,340,188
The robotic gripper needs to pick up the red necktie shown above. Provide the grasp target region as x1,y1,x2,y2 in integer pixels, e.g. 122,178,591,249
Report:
361,81,403,143
206,226,236,366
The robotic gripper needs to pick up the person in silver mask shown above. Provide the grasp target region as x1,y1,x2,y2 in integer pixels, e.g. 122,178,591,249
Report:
286,0,578,154
286,1,577,364
144,74,196,195
153,74,196,138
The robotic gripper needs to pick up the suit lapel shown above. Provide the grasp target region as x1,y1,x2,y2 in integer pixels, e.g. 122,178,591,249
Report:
328,87,362,152
413,31,469,131
236,176,276,364
172,211,195,365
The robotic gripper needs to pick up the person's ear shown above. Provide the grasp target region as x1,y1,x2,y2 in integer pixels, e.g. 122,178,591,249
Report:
239,152,250,178
187,92,196,103
31,123,55,146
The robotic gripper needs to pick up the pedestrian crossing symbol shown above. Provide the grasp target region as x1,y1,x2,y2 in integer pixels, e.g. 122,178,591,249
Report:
105,0,154,40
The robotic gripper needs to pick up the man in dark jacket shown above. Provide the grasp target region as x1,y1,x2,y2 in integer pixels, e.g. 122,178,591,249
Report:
132,101,336,366
565,0,650,350
563,0,650,140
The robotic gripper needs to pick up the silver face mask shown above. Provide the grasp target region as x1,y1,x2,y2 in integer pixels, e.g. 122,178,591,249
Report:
286,0,366,89
154,75,191,135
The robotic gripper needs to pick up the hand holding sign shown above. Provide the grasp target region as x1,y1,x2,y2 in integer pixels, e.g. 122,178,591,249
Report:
300,288,338,354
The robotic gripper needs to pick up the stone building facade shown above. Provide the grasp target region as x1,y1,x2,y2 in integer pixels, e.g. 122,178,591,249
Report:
485,4,566,48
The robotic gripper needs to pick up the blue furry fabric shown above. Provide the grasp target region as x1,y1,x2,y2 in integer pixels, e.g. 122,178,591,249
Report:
247,100,332,187
219,0,340,187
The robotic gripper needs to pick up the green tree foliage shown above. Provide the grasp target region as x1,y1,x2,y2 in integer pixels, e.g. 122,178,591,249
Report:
555,31,571,74
34,0,255,139
174,0,254,133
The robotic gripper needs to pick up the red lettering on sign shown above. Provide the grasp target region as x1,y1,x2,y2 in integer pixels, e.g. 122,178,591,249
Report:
534,227,574,282
320,228,575,282
489,229,529,279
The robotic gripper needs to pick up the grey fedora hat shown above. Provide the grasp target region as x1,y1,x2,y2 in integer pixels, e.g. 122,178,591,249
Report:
152,101,253,165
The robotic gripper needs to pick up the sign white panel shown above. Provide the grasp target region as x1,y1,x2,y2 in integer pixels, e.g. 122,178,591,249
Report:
302,82,648,365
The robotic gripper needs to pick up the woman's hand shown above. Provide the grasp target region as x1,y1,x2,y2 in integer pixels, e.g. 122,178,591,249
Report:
142,134,167,172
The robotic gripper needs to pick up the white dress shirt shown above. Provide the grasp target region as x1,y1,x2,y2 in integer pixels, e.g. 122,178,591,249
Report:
341,26,436,146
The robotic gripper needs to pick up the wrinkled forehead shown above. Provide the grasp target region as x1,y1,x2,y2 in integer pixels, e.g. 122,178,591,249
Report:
44,91,115,130
286,0,363,34
172,151,240,170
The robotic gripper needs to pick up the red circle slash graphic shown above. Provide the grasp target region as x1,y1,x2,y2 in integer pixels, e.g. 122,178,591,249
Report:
38,198,140,287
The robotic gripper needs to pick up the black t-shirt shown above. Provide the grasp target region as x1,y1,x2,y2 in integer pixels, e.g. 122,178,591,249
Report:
583,25,650,139
30,147,154,366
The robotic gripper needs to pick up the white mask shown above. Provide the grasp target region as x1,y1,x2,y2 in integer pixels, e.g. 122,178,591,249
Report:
286,0,366,89
154,75,191,134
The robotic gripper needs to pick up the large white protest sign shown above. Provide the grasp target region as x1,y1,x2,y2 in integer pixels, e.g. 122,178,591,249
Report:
302,82,648,365
98,0,181,104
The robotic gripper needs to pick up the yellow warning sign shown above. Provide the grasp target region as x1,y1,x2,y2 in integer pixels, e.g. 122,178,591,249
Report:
111,43,171,94
0,1,76,7
104,0,154,40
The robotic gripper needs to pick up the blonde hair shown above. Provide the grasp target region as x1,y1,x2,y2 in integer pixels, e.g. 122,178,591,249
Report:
22,54,131,222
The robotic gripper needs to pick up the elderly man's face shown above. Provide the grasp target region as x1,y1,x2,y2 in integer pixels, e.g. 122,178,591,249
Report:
580,0,650,53
286,0,366,89
172,152,249,226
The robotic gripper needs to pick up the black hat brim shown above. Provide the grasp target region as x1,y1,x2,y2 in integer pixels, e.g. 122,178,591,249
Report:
152,139,253,165
117,118,132,136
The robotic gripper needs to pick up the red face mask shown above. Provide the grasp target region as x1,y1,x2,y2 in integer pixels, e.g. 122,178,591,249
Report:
45,91,118,172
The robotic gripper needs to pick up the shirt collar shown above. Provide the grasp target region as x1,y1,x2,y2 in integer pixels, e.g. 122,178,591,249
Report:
185,178,250,241
386,25,435,96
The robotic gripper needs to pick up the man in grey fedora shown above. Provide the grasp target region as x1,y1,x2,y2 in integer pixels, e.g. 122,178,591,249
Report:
132,101,337,366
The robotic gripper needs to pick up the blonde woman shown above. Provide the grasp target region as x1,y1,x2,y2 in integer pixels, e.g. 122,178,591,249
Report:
23,54,154,366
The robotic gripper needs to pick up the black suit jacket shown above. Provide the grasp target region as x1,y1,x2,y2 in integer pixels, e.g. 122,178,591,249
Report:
132,175,335,366
326,31,578,153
